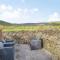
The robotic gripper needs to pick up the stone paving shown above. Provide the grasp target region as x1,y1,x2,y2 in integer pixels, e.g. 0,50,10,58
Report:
15,44,52,60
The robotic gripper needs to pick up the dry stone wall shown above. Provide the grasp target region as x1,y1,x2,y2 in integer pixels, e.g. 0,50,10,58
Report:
42,29,60,60
3,31,37,44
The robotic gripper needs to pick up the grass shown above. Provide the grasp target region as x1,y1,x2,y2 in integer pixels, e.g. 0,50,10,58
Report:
2,25,60,32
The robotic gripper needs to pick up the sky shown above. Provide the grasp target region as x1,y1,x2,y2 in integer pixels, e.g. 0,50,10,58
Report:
0,0,60,23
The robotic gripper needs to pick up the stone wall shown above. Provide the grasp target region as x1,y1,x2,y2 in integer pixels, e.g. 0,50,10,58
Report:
43,38,59,60
3,31,38,44
42,29,60,60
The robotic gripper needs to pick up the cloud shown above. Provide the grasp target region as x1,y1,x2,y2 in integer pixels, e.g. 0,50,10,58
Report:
33,8,39,12
0,4,39,23
0,4,13,12
48,12,60,22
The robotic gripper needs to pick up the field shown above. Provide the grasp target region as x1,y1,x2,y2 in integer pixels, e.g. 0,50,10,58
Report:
1,25,60,32
0,20,60,32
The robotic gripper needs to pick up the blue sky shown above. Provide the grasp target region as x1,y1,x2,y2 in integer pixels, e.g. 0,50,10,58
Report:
0,0,60,23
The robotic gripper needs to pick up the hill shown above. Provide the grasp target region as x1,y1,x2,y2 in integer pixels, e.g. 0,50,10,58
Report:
0,20,12,26
49,22,60,25
0,20,60,26
0,20,48,26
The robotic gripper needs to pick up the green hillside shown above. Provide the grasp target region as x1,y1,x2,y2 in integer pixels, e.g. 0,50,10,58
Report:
49,22,60,25
0,20,12,26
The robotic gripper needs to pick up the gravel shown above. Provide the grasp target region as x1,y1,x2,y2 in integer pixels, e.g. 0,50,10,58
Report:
15,44,52,60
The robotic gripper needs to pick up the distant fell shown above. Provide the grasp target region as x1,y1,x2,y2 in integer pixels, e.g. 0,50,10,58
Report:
0,20,48,26
0,20,60,26
0,20,12,26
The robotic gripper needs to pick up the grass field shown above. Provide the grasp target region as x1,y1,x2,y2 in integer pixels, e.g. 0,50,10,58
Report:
2,25,60,32
0,20,60,32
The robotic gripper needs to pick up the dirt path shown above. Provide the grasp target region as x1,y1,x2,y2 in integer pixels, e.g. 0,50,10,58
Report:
15,44,52,60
